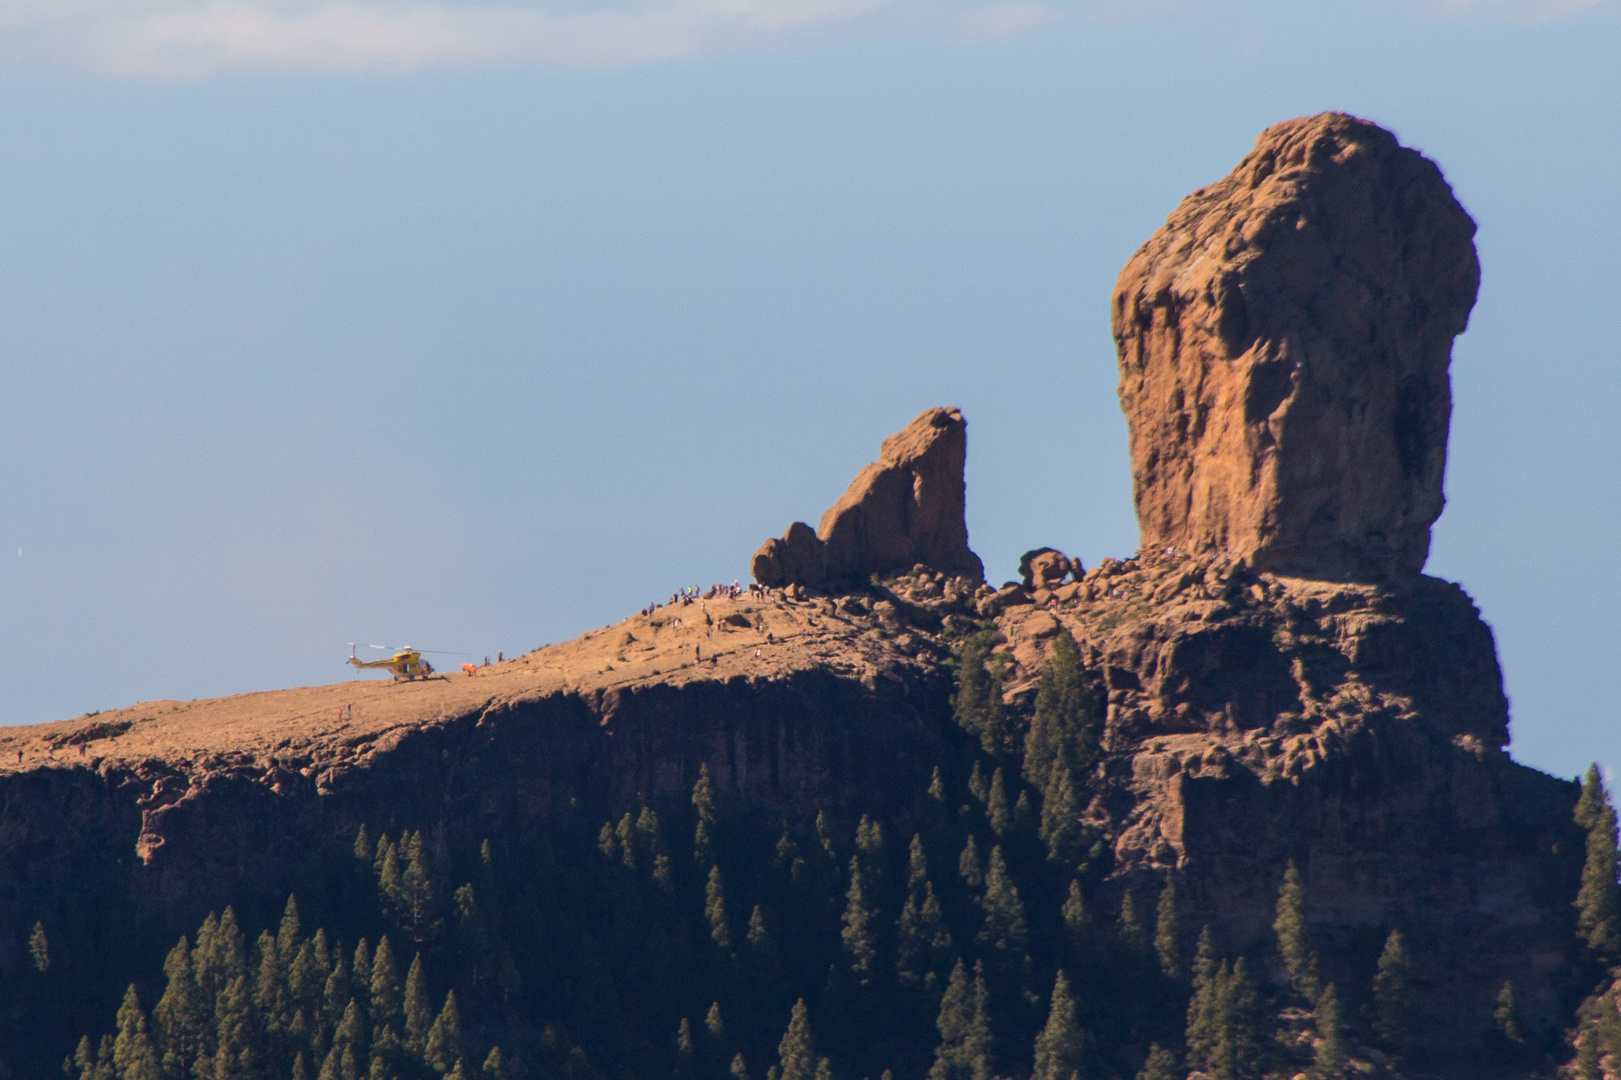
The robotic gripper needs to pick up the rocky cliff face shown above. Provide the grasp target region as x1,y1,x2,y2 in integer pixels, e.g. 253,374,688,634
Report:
0,557,1585,1076
1112,113,1480,579
986,552,1583,1050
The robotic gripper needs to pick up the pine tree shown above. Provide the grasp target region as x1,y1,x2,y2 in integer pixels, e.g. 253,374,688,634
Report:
616,812,638,871
1039,758,1083,865
969,763,989,806
324,951,353,1034
1202,959,1258,1080
29,920,49,973
369,1025,403,1080
253,929,289,1033
1154,876,1180,979
288,941,324,1020
335,998,366,1057
1135,1044,1176,1080
1184,929,1218,1069
1574,1029,1603,1080
908,833,930,892
954,632,1007,756
1024,646,1062,794
425,992,465,1074
379,839,406,917
1579,764,1608,828
370,937,404,1034
747,905,778,972
775,999,828,1080
1273,863,1320,1002
1312,984,1344,1080
1061,882,1089,952
1370,930,1414,1056
706,1002,725,1042
693,763,717,863
856,816,886,878
729,1053,749,1080
481,1047,505,1080
928,961,994,1080
899,840,955,991
71,1034,104,1080
635,807,667,884
1494,981,1523,1044
293,1052,312,1080
676,1018,695,1079
987,770,1012,837
153,935,206,1080
451,884,496,989
76,1034,115,1080
352,940,373,1002
1025,631,1097,791
1576,764,1621,956
1116,892,1146,957
278,895,303,962
1014,791,1035,833
816,812,840,867
403,954,432,1052
113,985,161,1080
977,846,1029,961
706,865,732,950
400,832,442,941
1031,971,1084,1080
197,908,248,1002
959,836,984,892
842,857,879,981
212,975,260,1080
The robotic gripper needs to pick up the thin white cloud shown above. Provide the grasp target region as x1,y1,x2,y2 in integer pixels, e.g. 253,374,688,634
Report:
48,0,996,76
1428,0,1614,19
0,0,1608,77
951,1,1063,39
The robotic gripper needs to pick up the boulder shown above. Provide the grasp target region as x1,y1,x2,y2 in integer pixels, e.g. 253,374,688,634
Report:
1019,547,1082,590
1112,113,1480,579
751,407,985,588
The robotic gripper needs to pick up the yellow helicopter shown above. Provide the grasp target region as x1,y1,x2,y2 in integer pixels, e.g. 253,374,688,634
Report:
346,644,458,682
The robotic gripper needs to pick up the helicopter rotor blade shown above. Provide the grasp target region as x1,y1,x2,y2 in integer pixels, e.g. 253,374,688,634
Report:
345,642,465,654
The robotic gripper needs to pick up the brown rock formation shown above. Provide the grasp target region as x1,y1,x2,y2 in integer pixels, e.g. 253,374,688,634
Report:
1018,547,1082,590
751,407,984,588
976,550,1579,1050
1112,113,1481,579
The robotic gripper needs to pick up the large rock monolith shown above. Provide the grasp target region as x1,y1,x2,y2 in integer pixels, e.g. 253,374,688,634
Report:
751,407,985,589
1112,112,1480,578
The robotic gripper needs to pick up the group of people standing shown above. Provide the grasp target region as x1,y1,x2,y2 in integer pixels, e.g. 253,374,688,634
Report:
642,580,761,617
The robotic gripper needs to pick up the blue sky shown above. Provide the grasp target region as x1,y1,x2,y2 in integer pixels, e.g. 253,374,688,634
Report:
0,0,1617,783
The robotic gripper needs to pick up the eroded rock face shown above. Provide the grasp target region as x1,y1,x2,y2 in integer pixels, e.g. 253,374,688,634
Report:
752,407,985,588
1112,113,1481,579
